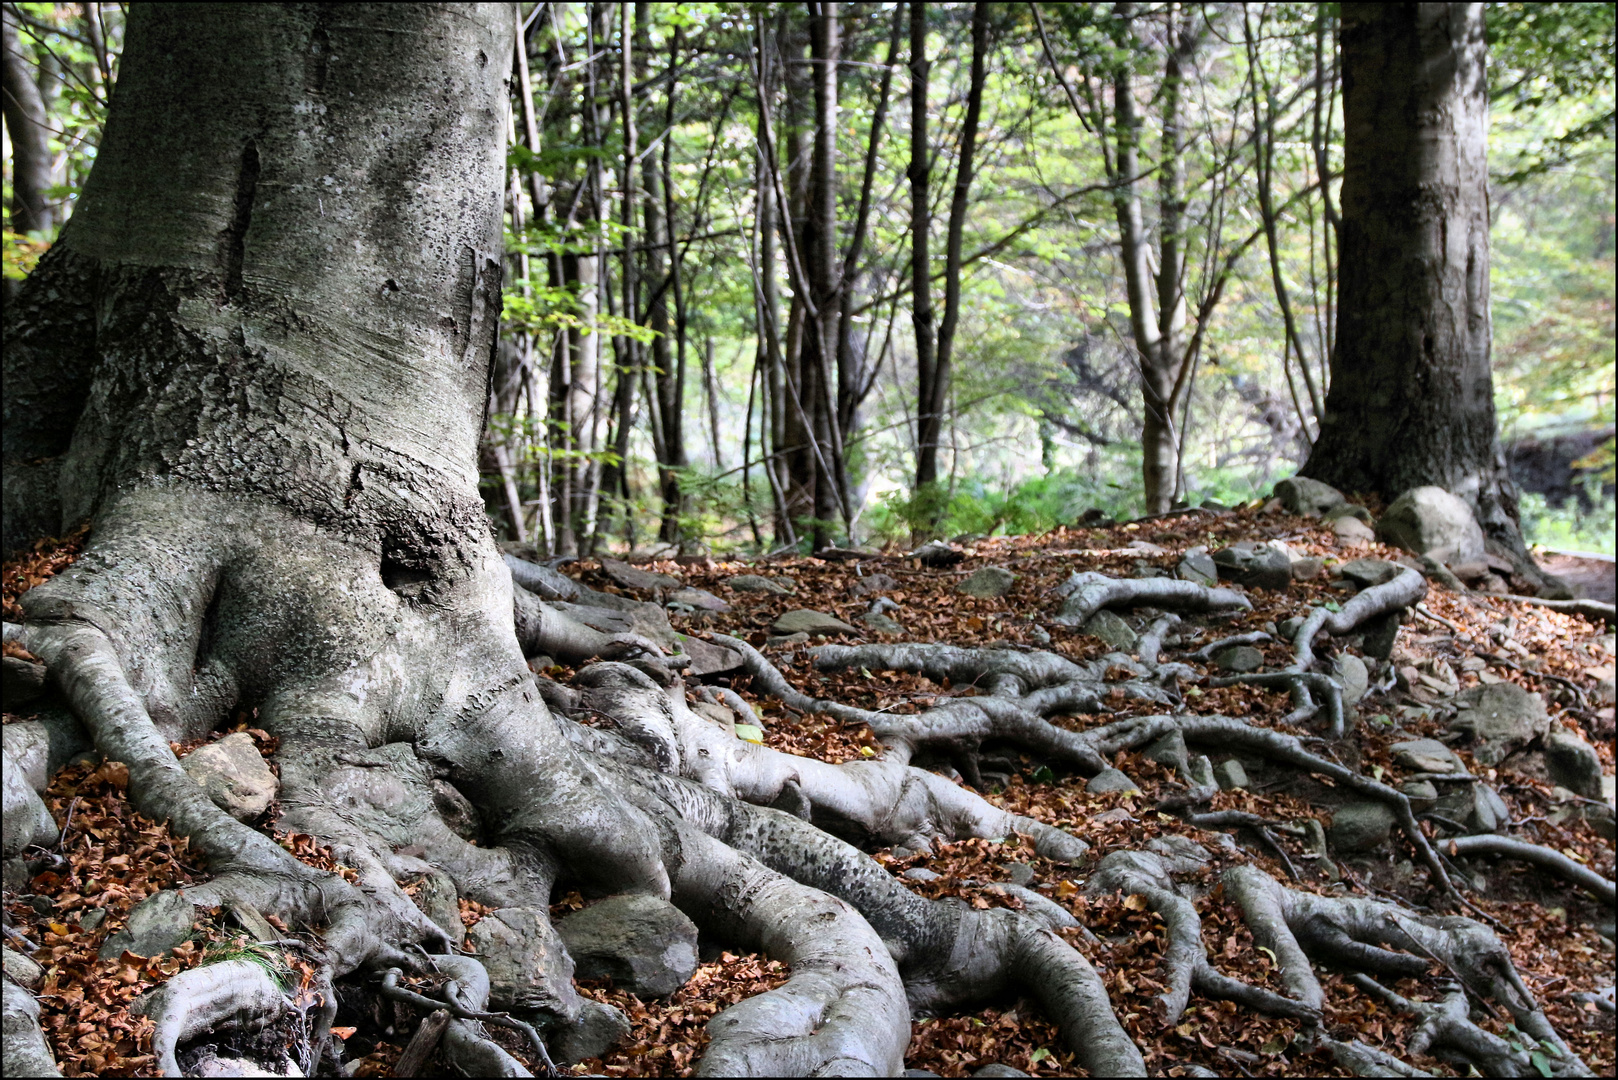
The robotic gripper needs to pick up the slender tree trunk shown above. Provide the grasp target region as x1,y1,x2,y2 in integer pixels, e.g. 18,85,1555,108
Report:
2,12,55,236
654,24,688,544
908,1,937,496
918,1,988,503
806,1,843,550
779,10,817,536
1300,4,1550,588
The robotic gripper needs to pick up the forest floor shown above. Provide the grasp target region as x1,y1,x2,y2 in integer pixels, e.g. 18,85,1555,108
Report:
3,502,1614,1078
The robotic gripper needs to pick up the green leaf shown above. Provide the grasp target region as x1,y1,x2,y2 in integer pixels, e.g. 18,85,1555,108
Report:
1031,765,1056,784
1029,1048,1051,1065
1531,1050,1553,1077
734,724,764,744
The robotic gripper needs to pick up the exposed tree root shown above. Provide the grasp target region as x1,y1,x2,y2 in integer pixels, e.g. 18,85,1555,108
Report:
1446,835,1616,907
1051,571,1253,626
132,959,289,1078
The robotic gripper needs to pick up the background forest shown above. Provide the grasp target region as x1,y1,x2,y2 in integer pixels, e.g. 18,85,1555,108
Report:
4,1,1614,554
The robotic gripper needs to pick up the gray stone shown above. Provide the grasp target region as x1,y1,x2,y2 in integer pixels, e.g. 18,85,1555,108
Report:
99,890,194,960
1360,611,1402,661
1328,802,1397,853
1274,476,1346,517
1473,785,1509,834
902,1071,942,1078
467,907,578,1014
2,947,43,989
1333,653,1370,706
1400,780,1439,809
771,609,860,637
1142,731,1190,775
1339,558,1403,588
972,1067,1032,1078
1212,542,1293,591
959,566,1017,598
1086,768,1141,795
550,999,631,1065
665,587,731,613
1449,683,1549,766
1542,729,1603,799
767,632,812,648
902,867,940,882
1186,754,1217,790
1323,503,1373,524
1391,739,1466,775
1212,645,1264,673
75,908,105,931
1002,862,1036,887
1331,515,1376,547
858,612,907,635
2,723,52,793
180,733,278,822
850,573,897,597
2,858,28,894
2,754,55,859
1213,759,1248,791
1176,549,1219,587
725,573,792,595
1083,610,1138,651
1125,540,1168,556
557,894,700,999
600,557,680,591
1291,556,1325,581
3,978,61,1078
1377,486,1486,564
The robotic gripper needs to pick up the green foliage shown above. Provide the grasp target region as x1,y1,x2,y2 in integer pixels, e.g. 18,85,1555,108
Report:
1487,3,1615,183
1518,482,1617,556
864,470,1143,546
2,230,50,279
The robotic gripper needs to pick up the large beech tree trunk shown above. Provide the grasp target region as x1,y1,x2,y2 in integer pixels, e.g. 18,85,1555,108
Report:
1302,3,1542,582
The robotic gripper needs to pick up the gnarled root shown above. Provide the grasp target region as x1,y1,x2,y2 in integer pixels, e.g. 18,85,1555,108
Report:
3,977,62,1078
1051,571,1253,626
131,959,289,1078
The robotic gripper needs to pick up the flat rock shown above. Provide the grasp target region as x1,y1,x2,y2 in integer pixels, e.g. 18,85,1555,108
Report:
858,612,907,635
2,947,43,990
3,977,60,1078
772,609,860,637
958,566,1016,598
1328,802,1396,853
726,574,792,595
665,586,731,613
557,894,700,999
1542,729,1603,799
1332,515,1376,547
1214,759,1248,791
1177,549,1219,587
1086,768,1140,795
1274,476,1346,517
1449,683,1549,766
1339,558,1403,588
1333,654,1370,706
850,573,898,597
1377,486,1485,564
1143,730,1190,774
99,890,194,960
600,557,681,591
1001,861,1036,886
180,733,277,822
1391,739,1465,774
1212,541,1292,591
1083,610,1137,651
1213,644,1264,673
1323,503,1373,524
972,1067,1032,1078
902,867,940,882
1290,556,1325,581
1400,780,1439,809
910,540,964,568
1125,540,1168,556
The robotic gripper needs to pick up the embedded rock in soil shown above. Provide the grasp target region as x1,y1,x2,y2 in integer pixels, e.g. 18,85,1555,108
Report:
666,587,731,613
98,890,194,960
556,894,700,999
1083,610,1138,651
2,755,56,859
1400,780,1439,810
1290,556,1325,581
3,977,60,1078
958,566,1017,598
859,612,908,636
1143,730,1191,774
179,733,278,822
724,573,792,595
1377,486,1486,565
1002,862,1036,886
1274,476,1346,517
1449,683,1550,766
1331,515,1376,547
1333,653,1370,706
1,723,52,793
550,999,632,1065
1212,644,1264,673
1177,548,1219,586
1086,768,1141,795
903,867,940,882
601,557,681,591
3,947,44,989
1322,502,1373,524
972,1066,1032,1078
1391,739,1466,775
1327,802,1396,853
771,609,861,638
1436,784,1509,834
1212,541,1293,591
1214,759,1248,791
1338,558,1404,589
467,908,580,1017
1542,729,1604,799
850,573,898,597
